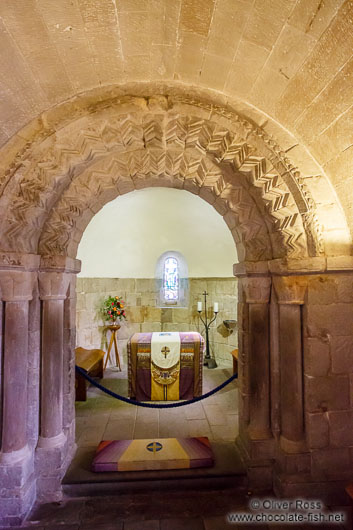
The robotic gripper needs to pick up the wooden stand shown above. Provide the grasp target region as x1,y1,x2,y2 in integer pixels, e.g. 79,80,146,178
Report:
230,348,238,375
105,324,121,370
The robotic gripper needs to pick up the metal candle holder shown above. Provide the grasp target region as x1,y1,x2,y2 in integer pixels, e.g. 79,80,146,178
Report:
198,290,218,369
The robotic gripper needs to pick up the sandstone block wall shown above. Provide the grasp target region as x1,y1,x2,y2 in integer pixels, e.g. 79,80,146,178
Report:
76,277,238,366
235,268,353,499
304,273,353,482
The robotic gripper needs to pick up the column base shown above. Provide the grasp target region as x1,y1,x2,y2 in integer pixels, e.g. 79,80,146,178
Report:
235,435,274,492
0,443,31,464
240,425,275,460
37,431,66,449
35,431,75,504
0,445,36,528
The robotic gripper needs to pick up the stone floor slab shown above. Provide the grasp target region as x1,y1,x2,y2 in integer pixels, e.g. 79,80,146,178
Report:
28,500,85,525
133,421,159,439
160,517,205,530
203,515,235,529
79,521,122,529
77,364,238,449
124,520,160,530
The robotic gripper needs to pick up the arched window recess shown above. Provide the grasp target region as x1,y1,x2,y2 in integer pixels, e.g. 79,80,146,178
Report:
155,251,189,308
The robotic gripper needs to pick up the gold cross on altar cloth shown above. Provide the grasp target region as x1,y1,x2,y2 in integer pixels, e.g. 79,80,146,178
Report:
161,346,170,358
146,441,163,453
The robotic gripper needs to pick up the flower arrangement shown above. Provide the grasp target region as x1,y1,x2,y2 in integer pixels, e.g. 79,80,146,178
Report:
102,295,127,323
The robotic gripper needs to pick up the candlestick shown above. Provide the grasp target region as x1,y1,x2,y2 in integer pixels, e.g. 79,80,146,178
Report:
197,291,218,369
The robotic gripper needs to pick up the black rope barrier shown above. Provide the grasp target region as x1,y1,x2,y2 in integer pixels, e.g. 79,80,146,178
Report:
75,365,238,409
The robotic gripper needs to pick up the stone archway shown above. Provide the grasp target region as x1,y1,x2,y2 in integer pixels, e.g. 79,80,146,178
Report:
0,95,326,259
0,92,352,526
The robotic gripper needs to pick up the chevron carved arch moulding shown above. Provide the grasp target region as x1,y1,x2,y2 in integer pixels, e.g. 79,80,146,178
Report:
0,95,324,262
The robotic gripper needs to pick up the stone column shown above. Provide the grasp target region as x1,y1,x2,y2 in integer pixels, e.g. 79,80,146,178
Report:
237,294,250,430
0,270,36,462
63,274,78,443
242,277,272,440
269,287,280,439
37,271,70,449
36,256,80,503
273,275,308,453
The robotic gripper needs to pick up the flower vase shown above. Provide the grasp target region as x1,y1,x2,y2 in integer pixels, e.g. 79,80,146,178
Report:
107,320,121,328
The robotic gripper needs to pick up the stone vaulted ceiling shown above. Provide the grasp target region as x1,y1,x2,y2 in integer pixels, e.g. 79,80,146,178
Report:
0,0,352,257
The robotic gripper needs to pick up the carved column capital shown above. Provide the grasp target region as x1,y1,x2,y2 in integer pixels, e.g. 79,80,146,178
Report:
273,275,308,305
40,255,81,274
0,252,40,271
38,271,71,301
241,276,271,304
0,270,36,301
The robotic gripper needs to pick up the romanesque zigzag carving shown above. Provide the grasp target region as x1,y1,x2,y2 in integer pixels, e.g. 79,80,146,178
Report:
301,212,324,256
84,167,116,195
55,133,106,170
239,157,267,184
235,155,308,258
0,94,326,258
165,150,184,178
195,158,224,194
171,95,324,252
38,143,272,260
165,117,188,148
3,216,38,253
142,116,164,149
118,116,144,149
179,152,205,181
240,214,268,241
220,187,244,214
224,144,249,171
100,123,124,147
242,236,272,260
0,104,322,261
184,118,206,150
281,229,307,258
199,126,226,156
220,187,261,235
263,188,291,215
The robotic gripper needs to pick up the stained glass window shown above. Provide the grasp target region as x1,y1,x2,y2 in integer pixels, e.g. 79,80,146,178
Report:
164,257,179,300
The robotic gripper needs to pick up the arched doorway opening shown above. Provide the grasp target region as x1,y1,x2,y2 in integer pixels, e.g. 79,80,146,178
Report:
0,91,351,525
70,186,240,486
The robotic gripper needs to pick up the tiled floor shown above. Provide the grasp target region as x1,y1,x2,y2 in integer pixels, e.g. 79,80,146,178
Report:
65,362,243,489
75,363,239,446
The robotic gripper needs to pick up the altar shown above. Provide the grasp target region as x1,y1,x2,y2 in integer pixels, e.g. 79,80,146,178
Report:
127,331,204,401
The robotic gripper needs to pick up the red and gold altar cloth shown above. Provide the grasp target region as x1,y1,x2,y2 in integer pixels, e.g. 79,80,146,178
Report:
127,331,204,401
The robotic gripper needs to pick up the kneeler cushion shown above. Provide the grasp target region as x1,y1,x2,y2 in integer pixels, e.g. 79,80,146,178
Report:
92,437,214,472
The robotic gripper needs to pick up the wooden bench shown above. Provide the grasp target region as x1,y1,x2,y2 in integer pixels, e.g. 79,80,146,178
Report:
75,347,105,401
230,348,238,375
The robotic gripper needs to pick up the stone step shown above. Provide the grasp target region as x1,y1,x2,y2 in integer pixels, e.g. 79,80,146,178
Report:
63,440,247,497
63,473,248,497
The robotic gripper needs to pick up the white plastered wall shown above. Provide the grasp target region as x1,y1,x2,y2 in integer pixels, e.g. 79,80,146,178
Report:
77,187,238,278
